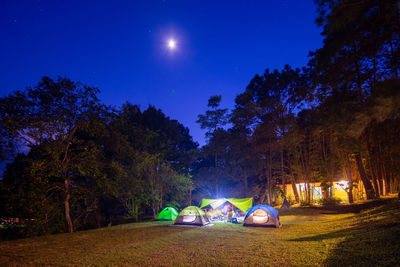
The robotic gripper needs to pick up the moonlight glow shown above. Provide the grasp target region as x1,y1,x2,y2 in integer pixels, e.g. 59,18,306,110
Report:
168,39,176,50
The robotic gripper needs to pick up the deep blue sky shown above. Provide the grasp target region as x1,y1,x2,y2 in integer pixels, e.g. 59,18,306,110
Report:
1,0,323,146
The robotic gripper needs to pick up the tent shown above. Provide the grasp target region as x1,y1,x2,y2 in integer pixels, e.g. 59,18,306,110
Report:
157,207,178,221
243,204,281,228
200,198,253,213
174,206,210,226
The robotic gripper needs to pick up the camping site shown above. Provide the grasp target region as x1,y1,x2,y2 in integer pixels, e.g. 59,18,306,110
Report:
1,0,400,266
0,198,399,266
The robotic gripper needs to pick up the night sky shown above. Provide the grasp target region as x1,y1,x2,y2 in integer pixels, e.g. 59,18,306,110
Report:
1,0,322,146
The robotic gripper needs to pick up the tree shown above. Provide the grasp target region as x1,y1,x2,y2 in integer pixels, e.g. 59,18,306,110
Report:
311,0,400,198
197,95,229,198
114,103,198,174
0,76,104,232
90,102,196,222
231,66,307,202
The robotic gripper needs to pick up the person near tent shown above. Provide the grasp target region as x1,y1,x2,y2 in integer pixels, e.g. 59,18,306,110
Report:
227,206,236,222
213,209,223,220
206,208,213,219
227,210,233,221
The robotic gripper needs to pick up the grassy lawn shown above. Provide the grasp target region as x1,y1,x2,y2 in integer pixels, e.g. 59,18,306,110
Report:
0,199,399,266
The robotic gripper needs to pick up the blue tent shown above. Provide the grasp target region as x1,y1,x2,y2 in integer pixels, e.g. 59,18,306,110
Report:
243,204,281,228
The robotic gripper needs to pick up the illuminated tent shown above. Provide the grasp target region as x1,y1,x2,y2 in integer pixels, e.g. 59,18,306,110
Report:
174,206,210,226
243,204,281,228
157,207,178,221
200,198,253,213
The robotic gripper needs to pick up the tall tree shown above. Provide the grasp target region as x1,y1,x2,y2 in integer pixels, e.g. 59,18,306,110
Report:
197,95,229,198
0,77,105,232
311,0,400,198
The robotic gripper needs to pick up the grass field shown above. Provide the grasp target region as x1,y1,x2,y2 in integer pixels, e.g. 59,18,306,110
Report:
0,199,399,266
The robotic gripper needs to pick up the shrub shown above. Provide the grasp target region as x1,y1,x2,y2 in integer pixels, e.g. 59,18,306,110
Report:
274,195,284,206
0,225,25,240
287,194,296,205
300,201,312,207
319,197,342,207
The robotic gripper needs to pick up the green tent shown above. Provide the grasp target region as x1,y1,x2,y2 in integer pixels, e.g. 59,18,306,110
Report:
174,206,210,226
200,198,253,213
157,207,179,221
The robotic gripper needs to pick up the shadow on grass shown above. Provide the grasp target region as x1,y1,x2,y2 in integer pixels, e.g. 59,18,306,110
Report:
314,198,396,214
290,200,400,266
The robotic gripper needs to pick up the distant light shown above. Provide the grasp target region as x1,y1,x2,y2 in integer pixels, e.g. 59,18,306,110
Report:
168,39,176,49
336,181,349,188
214,198,226,208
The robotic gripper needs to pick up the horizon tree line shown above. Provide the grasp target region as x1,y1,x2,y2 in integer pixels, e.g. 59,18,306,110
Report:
193,0,400,204
0,0,399,236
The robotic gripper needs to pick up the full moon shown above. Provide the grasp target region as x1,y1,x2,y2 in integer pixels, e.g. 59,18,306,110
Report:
168,39,176,50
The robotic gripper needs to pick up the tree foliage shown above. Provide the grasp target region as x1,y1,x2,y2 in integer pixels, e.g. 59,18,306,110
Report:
0,78,196,236
193,0,400,205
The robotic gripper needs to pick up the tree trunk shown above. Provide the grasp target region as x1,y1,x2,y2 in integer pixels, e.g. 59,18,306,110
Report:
369,158,380,197
268,145,272,205
390,173,396,194
291,181,300,203
366,134,380,197
306,182,311,203
347,182,354,204
215,151,219,198
382,162,390,194
377,141,388,195
372,176,380,198
299,186,304,201
64,179,73,233
281,146,286,198
287,160,299,203
343,168,354,203
355,152,376,199
266,169,271,205
376,160,384,195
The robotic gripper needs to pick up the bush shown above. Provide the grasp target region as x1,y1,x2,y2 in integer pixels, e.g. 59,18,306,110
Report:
287,194,296,205
319,197,342,207
0,225,25,240
274,195,284,206
300,201,312,207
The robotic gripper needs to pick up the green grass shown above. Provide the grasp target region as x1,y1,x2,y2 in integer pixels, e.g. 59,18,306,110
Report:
1,199,399,266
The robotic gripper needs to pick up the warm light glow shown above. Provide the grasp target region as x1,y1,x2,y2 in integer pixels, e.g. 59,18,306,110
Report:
253,216,268,224
335,181,349,188
183,215,196,222
168,39,176,49
253,209,269,223
253,209,268,223
253,209,268,217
